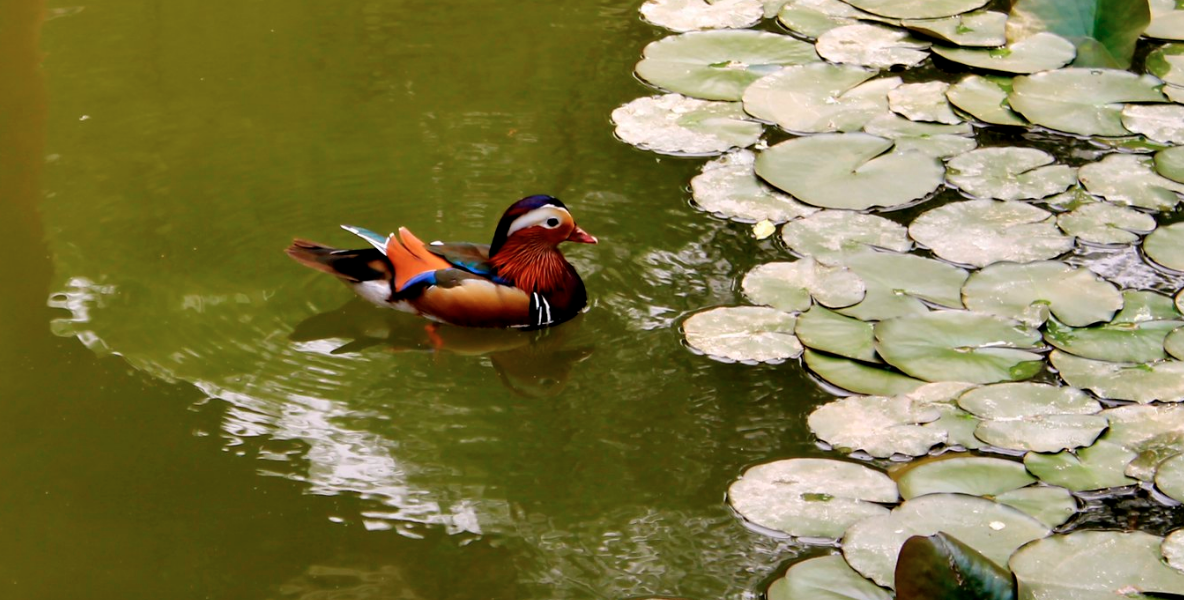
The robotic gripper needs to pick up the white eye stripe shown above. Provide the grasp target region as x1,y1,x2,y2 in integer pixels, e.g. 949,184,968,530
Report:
506,206,570,236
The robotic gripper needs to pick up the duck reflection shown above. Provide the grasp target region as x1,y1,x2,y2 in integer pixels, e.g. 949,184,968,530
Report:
290,300,593,398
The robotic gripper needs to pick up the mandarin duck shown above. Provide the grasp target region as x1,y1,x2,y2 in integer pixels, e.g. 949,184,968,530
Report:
286,195,596,329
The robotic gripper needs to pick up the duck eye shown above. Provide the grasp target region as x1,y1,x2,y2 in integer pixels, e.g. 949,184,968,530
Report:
545,217,560,228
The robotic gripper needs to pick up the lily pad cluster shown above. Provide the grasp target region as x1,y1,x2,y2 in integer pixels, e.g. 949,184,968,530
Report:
620,0,1184,596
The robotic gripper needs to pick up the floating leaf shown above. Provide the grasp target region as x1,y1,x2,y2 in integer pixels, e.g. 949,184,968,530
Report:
837,251,969,321
861,113,976,159
1146,223,1184,272
961,261,1123,328
803,349,926,396
895,455,1036,499
946,75,1027,126
1008,68,1168,137
945,147,1077,202
1113,290,1184,324
1166,326,1184,361
775,0,893,40
1079,154,1184,211
756,133,943,210
1165,530,1184,574
1041,186,1098,211
639,0,764,32
1009,531,1184,599
1156,453,1184,502
1006,0,1150,69
611,94,764,156
683,306,801,363
636,31,819,101
974,414,1108,453
796,305,877,362
691,150,819,223
768,555,893,600
1121,104,1184,144
815,24,931,69
808,393,944,457
1044,315,1184,364
1050,349,1184,403
894,533,1016,600
742,259,866,312
932,32,1076,74
887,82,962,124
743,63,899,133
1146,10,1184,40
957,382,1100,420
993,486,1077,528
909,200,1073,268
874,311,1044,384
728,458,898,538
780,211,911,261
842,493,1049,589
842,0,990,20
1147,44,1184,86
1024,439,1138,491
1056,201,1156,244
1157,146,1184,185
901,11,1007,47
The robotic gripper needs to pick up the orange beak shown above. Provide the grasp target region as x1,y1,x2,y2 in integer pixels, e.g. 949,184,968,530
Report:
566,225,598,244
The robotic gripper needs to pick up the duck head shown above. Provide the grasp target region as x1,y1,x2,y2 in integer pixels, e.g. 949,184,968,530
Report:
488,195,597,257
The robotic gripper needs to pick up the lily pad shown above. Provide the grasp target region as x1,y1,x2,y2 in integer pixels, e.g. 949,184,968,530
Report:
974,414,1108,452
1114,289,1183,323
904,382,984,452
895,455,1036,499
808,393,945,458
636,31,820,101
1157,145,1184,185
796,306,877,362
842,493,1050,589
815,24,930,69
1165,326,1184,361
690,150,819,223
639,0,764,32
1165,530,1184,573
742,259,866,312
1008,68,1168,137
1006,0,1150,69
1155,453,1184,502
683,306,802,363
743,63,900,133
767,555,893,600
945,75,1027,126
957,382,1101,420
1146,10,1184,40
1041,185,1098,211
842,0,989,20
909,200,1073,268
932,32,1076,74
1056,201,1156,244
1147,44,1184,86
755,133,944,210
1078,153,1184,211
874,311,1044,384
1009,531,1184,599
836,251,969,321
945,147,1077,201
611,94,764,156
960,261,1123,328
993,486,1077,528
1044,315,1184,364
803,349,926,396
860,113,976,159
775,0,894,40
901,11,1007,47
1024,439,1138,491
1120,104,1184,144
780,210,911,261
1146,223,1184,271
1050,349,1184,403
894,533,1016,600
887,81,962,124
727,458,898,538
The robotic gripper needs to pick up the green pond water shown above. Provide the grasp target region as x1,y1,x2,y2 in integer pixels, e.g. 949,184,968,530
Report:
0,1,842,598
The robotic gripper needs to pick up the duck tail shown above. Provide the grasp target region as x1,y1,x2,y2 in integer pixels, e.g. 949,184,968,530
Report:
285,239,391,283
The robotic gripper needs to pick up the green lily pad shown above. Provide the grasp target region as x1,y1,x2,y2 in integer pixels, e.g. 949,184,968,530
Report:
1147,10,1184,40
683,306,802,363
1125,430,1184,481
780,210,911,262
860,113,976,159
1154,453,1184,502
1166,83,1184,103
743,63,900,133
887,81,962,124
894,533,1016,600
1114,290,1184,323
1165,529,1184,573
727,458,898,538
836,251,969,321
1044,316,1184,364
1146,223,1184,271
960,261,1123,327
994,486,1078,528
803,349,926,396
1050,349,1184,403
1147,44,1184,86
691,150,819,223
1103,403,1184,448
756,133,944,210
815,24,931,69
909,200,1073,268
1121,104,1184,144
1156,145,1184,185
808,393,945,457
904,382,984,451
1008,68,1168,137
1041,185,1098,211
842,0,989,20
957,382,1100,419
639,0,764,32
945,147,1078,201
611,94,764,156
874,311,1044,384
895,455,1036,499
1165,326,1184,360
901,11,1007,47
1056,201,1156,244
974,414,1108,452
775,0,894,40
1006,0,1150,69
945,75,1027,126
796,306,878,362
742,259,866,312
1079,154,1184,211
842,493,1050,589
932,32,1076,74
1024,439,1138,491
636,31,819,101
1009,531,1184,599
768,555,893,600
